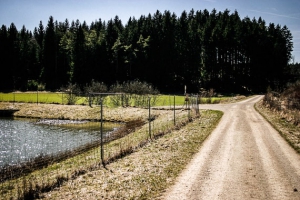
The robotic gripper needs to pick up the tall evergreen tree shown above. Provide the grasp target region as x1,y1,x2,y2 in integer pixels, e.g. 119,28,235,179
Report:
43,16,57,90
7,23,20,90
0,25,10,90
72,24,86,85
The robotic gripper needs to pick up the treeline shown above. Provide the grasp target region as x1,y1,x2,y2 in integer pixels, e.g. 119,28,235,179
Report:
0,9,293,93
286,62,300,83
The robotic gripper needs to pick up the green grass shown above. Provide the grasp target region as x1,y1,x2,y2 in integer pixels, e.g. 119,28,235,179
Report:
0,92,86,105
199,97,224,104
0,92,64,104
0,93,188,106
155,95,186,106
0,92,231,107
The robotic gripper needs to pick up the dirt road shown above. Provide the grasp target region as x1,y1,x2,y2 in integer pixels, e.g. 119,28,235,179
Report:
164,95,300,200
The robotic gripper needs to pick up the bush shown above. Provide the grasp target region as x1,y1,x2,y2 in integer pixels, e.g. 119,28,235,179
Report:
109,80,159,107
263,82,300,125
60,83,82,105
198,88,216,104
26,80,39,91
84,80,108,105
281,81,300,110
109,82,131,107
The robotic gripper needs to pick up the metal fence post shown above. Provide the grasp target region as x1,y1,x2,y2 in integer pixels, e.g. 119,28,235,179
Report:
88,92,124,167
174,95,176,125
148,96,151,139
13,92,15,105
196,95,200,116
100,98,104,166
37,89,39,104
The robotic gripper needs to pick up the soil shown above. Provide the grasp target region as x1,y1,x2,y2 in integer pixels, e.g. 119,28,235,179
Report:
163,95,300,200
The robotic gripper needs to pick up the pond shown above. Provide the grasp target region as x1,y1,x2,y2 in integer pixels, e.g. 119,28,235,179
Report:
0,117,120,169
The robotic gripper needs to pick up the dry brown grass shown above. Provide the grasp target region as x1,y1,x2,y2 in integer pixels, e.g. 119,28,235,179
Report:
0,102,152,122
255,100,300,153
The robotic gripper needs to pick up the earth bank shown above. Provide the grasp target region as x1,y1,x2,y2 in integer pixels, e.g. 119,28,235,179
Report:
0,102,153,122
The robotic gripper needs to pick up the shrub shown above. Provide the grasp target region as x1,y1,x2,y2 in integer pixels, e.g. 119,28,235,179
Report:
26,80,39,91
84,80,108,105
109,80,159,107
109,82,131,107
60,83,82,105
282,81,300,110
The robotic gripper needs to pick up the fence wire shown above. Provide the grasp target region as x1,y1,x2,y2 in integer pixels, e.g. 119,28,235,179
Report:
0,95,199,199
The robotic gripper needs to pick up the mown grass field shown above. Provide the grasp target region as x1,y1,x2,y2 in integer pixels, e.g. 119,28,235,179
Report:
0,92,68,104
0,92,230,106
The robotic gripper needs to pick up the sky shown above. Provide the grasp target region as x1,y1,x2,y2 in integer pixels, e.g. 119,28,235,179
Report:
0,0,300,63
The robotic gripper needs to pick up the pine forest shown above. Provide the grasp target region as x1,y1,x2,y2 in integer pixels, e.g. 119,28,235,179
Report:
0,9,294,93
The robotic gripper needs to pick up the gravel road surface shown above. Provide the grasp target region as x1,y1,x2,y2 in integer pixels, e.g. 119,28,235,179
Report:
164,95,300,200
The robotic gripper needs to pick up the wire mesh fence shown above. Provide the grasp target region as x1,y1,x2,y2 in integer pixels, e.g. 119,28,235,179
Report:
0,95,199,199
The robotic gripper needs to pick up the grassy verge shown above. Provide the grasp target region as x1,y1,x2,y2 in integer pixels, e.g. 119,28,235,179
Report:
255,100,300,153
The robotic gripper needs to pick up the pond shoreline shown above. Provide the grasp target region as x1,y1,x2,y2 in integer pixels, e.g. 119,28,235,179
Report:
0,102,152,183
35,119,90,125
0,117,139,182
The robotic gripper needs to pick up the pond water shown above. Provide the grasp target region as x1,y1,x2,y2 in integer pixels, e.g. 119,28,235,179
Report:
0,118,120,168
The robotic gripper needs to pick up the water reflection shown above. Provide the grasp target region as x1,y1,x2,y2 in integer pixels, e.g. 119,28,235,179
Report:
0,118,119,168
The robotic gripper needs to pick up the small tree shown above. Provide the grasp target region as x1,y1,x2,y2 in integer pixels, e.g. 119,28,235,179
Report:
60,83,81,105
109,80,159,107
109,82,131,107
281,81,300,110
84,80,108,105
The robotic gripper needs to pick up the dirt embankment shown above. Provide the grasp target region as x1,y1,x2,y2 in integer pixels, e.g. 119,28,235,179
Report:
0,102,155,122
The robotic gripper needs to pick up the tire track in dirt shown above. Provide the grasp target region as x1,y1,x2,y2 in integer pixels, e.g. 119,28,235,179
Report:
163,95,300,200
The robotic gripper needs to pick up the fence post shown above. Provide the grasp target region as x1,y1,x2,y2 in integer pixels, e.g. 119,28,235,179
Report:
148,96,151,139
196,95,200,116
174,95,176,125
188,96,191,119
37,89,38,104
88,92,124,167
13,91,15,105
100,98,104,166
